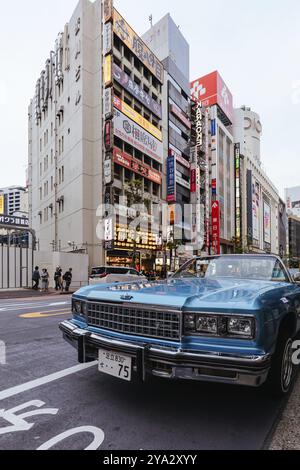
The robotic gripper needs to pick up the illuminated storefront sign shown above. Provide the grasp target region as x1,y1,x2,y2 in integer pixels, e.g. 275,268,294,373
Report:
190,165,196,193
211,201,220,255
113,148,161,184
167,154,176,202
113,96,162,141
195,103,203,148
113,64,162,119
252,177,260,243
104,158,112,184
103,55,112,87
113,108,163,163
170,104,191,129
113,9,164,84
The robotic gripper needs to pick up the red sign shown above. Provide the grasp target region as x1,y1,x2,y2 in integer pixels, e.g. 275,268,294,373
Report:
211,201,220,255
191,71,233,124
190,168,196,193
104,121,112,151
113,148,162,185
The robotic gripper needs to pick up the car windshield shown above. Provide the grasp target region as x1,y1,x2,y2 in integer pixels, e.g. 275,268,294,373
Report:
173,256,289,282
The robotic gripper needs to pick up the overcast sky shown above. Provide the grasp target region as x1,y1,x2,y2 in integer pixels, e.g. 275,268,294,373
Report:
1,0,299,198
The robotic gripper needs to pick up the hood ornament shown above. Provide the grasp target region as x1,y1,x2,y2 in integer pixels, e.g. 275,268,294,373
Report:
120,294,134,301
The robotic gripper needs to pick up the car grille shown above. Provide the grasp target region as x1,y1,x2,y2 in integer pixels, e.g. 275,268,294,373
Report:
87,302,181,341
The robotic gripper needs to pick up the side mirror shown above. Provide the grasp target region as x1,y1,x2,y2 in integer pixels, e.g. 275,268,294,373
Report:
293,273,300,284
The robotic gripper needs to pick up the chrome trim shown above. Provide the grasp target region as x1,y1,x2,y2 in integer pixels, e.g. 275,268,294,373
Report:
85,301,181,342
60,320,271,366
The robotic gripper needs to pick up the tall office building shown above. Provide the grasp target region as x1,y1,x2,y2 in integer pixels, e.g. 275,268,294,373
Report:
142,14,195,267
285,186,300,219
28,0,165,270
191,71,235,254
233,106,280,254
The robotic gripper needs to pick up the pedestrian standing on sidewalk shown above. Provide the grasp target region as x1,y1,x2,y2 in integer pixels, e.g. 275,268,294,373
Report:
32,266,40,290
41,269,49,292
54,266,62,291
63,268,73,292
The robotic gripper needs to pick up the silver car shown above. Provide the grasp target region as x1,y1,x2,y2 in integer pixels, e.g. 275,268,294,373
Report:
89,266,147,285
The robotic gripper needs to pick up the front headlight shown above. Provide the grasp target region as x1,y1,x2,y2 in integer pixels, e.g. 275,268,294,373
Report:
227,318,253,337
72,299,87,316
196,316,218,334
184,313,255,339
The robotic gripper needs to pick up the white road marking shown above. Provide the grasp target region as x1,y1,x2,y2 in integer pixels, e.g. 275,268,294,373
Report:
37,426,105,451
0,362,97,401
49,302,68,307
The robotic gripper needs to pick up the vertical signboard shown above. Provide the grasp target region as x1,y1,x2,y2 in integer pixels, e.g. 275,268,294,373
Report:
247,170,253,243
103,22,112,56
0,195,4,215
167,153,176,203
103,55,112,87
252,177,260,245
234,143,241,241
103,0,113,23
211,201,220,255
104,87,112,118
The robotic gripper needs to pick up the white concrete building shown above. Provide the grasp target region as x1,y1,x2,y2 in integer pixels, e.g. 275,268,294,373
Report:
233,106,280,254
0,186,28,217
28,0,103,266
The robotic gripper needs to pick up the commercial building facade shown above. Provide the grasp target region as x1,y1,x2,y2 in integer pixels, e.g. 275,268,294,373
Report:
191,71,235,254
285,186,300,219
28,0,166,271
288,216,300,267
142,14,194,268
233,106,280,255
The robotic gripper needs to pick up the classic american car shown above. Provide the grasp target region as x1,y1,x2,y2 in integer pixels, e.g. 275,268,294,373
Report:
59,255,300,396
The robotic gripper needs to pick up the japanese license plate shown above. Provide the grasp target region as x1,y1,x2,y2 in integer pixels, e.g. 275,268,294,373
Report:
98,349,132,381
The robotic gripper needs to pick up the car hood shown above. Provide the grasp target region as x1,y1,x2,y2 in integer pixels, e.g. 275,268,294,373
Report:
75,277,286,311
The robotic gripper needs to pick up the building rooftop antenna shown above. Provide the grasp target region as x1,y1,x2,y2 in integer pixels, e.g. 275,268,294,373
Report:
149,14,153,27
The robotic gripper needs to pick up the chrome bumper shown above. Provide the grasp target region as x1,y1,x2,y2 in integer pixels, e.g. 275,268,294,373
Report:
59,320,271,387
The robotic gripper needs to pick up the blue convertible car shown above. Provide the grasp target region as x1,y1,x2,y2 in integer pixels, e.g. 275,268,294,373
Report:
60,255,300,396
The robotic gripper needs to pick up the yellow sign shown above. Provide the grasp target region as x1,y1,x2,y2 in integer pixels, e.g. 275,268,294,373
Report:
103,54,112,87
114,96,163,142
113,9,164,85
0,195,4,215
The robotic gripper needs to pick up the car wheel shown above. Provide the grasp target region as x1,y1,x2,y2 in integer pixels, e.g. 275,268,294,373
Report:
268,332,295,397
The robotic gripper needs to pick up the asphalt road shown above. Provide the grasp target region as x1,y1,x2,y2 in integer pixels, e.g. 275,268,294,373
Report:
0,295,288,450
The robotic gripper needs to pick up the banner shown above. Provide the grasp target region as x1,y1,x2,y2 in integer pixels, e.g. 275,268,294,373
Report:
114,108,163,163
113,63,162,119
113,148,161,184
104,88,112,118
263,200,271,245
113,96,162,141
113,9,164,84
252,177,260,242
103,22,112,56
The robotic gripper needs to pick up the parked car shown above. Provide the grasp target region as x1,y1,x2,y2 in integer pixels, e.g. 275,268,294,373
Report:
89,266,147,285
60,255,300,396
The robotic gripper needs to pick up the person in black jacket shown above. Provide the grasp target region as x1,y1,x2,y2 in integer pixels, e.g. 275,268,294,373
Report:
32,267,40,290
54,267,62,291
63,268,73,292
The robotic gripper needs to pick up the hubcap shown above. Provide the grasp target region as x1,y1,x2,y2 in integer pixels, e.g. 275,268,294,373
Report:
281,339,293,392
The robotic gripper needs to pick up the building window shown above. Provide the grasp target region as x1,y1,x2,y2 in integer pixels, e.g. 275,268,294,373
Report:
39,187,42,200
114,164,122,181
59,168,61,184
61,136,64,153
51,176,54,191
61,166,64,182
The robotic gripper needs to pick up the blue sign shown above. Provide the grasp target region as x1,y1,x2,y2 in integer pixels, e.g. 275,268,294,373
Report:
167,155,176,202
211,119,216,137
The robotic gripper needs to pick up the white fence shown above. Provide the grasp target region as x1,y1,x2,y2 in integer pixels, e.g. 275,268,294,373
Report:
0,245,33,289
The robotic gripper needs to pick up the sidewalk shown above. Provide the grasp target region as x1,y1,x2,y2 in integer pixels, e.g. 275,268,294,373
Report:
270,374,300,449
0,288,74,300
